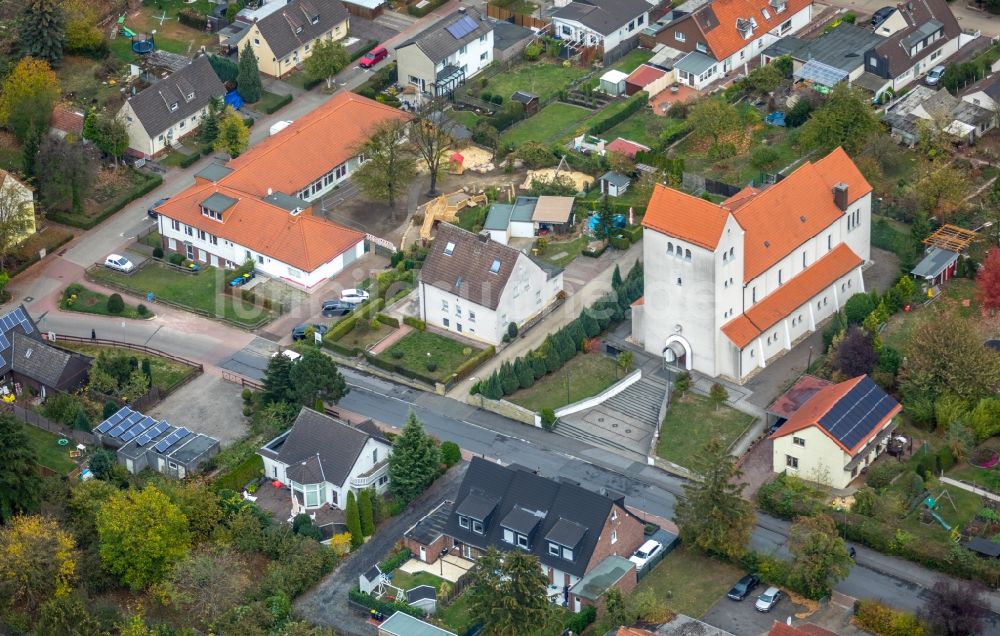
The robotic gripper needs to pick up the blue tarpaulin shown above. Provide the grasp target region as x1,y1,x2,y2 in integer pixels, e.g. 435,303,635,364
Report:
224,91,244,110
588,213,626,231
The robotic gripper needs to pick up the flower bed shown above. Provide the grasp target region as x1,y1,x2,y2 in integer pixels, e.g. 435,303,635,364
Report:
972,451,1000,469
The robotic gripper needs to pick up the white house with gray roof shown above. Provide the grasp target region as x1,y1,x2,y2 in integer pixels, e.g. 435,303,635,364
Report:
393,7,494,97
258,407,391,512
551,0,650,55
118,55,226,158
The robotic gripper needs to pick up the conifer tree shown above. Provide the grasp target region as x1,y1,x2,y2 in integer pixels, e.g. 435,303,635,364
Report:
237,42,262,103
19,0,66,67
387,411,441,504
345,491,362,548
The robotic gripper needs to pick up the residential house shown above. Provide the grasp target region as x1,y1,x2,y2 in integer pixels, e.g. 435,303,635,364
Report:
403,457,647,612
418,223,564,345
228,0,350,78
0,170,36,248
631,148,871,382
856,0,972,98
93,406,220,478
118,55,226,158
551,0,651,59
599,171,630,197
771,375,902,489
394,8,494,97
154,92,408,288
258,407,392,512
761,23,883,89
961,72,1000,113
493,20,534,63
0,306,89,397
883,85,993,145
651,0,813,89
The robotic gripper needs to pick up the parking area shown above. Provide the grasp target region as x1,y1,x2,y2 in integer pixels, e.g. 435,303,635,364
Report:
702,586,808,636
148,374,247,447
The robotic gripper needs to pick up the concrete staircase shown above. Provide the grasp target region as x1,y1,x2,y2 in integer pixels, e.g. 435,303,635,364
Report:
603,377,666,428
554,419,642,457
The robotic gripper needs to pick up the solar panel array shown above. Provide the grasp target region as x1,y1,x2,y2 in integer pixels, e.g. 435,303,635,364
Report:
136,421,170,447
818,376,898,450
446,15,478,39
95,406,177,449
0,306,33,369
95,406,131,434
154,427,191,454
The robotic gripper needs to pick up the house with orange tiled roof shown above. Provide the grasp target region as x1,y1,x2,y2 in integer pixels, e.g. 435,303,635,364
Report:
649,0,812,89
631,147,871,382
154,92,407,289
770,375,900,488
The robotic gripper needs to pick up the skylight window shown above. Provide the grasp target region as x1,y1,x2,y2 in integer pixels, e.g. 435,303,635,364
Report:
444,241,455,256
490,259,501,274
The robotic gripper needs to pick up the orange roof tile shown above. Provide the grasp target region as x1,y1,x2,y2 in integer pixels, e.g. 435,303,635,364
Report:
155,183,364,272
51,105,83,135
694,0,813,61
812,147,873,203
221,92,409,197
607,137,651,158
625,64,666,88
766,374,834,419
768,621,839,636
631,296,644,306
643,183,730,250
721,244,862,348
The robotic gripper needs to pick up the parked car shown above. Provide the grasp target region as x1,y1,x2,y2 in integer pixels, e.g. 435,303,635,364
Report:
871,6,895,28
322,300,355,317
359,45,388,69
340,289,370,305
291,324,329,341
727,574,760,601
755,587,782,612
628,540,663,570
104,254,135,273
147,197,169,218
925,65,946,86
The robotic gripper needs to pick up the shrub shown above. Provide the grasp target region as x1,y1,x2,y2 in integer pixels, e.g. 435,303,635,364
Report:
425,360,437,372
178,9,207,29
137,304,148,316
48,171,163,230
540,408,556,430
391,349,404,359
152,246,163,259
523,42,542,61
507,322,518,339
751,146,781,170
786,98,813,127
610,235,630,250
844,292,877,325
241,389,253,403
378,548,412,573
403,316,426,331
440,441,461,467
261,93,293,115
106,293,125,314
481,91,492,102
865,461,904,491
168,253,185,266
563,605,596,633
855,600,926,636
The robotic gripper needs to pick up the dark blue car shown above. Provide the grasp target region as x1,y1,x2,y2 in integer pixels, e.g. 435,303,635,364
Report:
147,197,170,218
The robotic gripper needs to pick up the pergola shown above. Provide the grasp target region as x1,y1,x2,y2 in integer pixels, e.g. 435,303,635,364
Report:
923,224,978,252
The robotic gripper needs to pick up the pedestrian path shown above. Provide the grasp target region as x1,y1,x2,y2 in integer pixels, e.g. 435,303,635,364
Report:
369,324,413,355
941,476,1000,503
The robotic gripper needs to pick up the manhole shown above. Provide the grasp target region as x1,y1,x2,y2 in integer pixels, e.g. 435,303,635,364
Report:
24,296,33,302
611,422,618,428
626,429,632,434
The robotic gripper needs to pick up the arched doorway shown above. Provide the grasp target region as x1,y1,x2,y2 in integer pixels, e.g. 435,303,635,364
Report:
663,335,692,370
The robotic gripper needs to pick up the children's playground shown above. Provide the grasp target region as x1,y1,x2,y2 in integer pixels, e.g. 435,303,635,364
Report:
109,8,214,63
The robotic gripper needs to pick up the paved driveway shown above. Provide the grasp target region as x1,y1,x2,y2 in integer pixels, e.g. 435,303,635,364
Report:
702,587,808,636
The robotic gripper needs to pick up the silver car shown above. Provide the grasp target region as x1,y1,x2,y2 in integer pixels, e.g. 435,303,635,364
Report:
104,254,134,273
925,65,946,86
755,586,782,612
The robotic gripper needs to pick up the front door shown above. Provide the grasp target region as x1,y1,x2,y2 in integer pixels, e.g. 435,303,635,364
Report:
185,243,194,260
420,546,427,562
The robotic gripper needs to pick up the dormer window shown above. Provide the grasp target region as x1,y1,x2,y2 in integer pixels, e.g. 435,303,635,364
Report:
770,0,787,12
296,26,303,34
186,91,195,101
472,520,484,534
311,16,319,24
169,102,179,112
562,547,573,560
762,8,771,19
201,206,223,221
459,515,469,529
548,542,560,556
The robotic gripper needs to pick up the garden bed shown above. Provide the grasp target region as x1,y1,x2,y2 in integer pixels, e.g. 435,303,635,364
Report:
55,342,198,391
60,283,154,320
657,393,756,467
381,331,483,383
506,352,619,412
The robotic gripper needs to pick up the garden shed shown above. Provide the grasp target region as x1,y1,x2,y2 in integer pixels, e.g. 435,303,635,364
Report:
599,171,630,197
510,91,539,115
599,70,628,96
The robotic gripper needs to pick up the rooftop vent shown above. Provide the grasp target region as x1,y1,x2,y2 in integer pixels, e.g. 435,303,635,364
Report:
764,240,770,248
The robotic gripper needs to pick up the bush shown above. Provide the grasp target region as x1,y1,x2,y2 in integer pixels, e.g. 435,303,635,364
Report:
540,408,556,430
137,304,148,316
168,253,185,266
845,292,877,325
855,600,926,636
588,92,647,135
178,9,207,30
786,98,813,127
610,235,630,250
751,146,781,170
403,316,426,330
407,0,447,16
349,588,425,618
441,441,461,467
178,150,202,168
261,93,293,115
563,605,596,633
865,461,904,491
375,313,400,328
523,42,542,61
152,246,163,259
378,548,412,573
106,293,125,314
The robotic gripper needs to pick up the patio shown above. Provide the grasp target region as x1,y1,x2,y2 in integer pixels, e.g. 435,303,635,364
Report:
397,554,474,583
650,84,699,115
247,480,346,528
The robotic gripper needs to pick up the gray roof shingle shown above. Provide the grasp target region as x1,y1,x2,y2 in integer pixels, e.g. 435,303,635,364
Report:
419,223,520,310
123,55,226,139
11,331,89,390
396,7,493,63
872,0,960,77
255,0,350,60
553,0,650,36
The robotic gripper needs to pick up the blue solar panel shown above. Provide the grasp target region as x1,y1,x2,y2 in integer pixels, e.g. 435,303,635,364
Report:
136,421,169,446
154,427,192,453
446,15,477,39
0,333,10,350
95,409,127,434
818,377,898,450
120,416,155,443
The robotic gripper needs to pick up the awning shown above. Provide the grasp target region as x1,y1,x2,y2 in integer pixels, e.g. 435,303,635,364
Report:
795,59,849,88
844,424,896,472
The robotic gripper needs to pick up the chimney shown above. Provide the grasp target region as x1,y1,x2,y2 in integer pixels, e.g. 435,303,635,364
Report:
833,183,849,211
478,230,490,242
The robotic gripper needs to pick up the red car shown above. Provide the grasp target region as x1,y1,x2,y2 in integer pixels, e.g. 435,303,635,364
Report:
359,45,388,69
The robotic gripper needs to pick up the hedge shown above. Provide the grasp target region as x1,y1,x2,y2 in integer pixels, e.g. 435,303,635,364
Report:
178,150,201,168
211,454,263,492
375,313,400,328
365,352,438,386
327,341,361,357
610,235,629,250
379,547,412,572
178,9,207,30
453,346,496,382
325,315,359,343
349,589,425,618
8,227,74,276
587,91,648,135
261,93,293,114
403,316,426,331
357,297,385,320
354,62,397,99
623,224,642,242
582,244,607,258
48,170,163,229
854,600,927,636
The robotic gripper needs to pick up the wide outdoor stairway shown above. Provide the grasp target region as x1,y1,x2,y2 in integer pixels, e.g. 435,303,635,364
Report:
603,377,666,428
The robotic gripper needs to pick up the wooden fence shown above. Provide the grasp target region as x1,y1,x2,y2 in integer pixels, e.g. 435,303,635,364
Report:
50,333,205,371
486,4,548,29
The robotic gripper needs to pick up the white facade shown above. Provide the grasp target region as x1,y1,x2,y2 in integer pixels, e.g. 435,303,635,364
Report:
772,419,894,489
552,10,650,51
120,100,214,158
419,253,563,345
292,154,366,202
261,437,390,510
398,30,495,96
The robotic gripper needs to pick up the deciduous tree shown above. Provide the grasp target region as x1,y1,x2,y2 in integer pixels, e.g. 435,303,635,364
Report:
352,118,415,210
468,547,556,636
800,83,880,155
96,485,191,591
687,97,742,157
19,0,66,66
409,100,454,196
918,578,988,636
833,326,878,377
237,42,262,103
91,114,129,167
288,348,348,407
0,515,77,614
34,135,96,213
977,247,1000,312
387,410,441,504
302,39,349,89
158,547,251,627
674,437,755,559
708,382,729,411
912,161,967,221
788,514,853,599
0,57,60,171
0,175,36,270
61,0,102,55
34,594,103,636
0,414,42,522
214,107,250,157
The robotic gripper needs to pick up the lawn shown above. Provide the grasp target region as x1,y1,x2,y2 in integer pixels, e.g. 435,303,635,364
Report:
22,424,77,475
539,234,588,268
603,111,675,148
882,279,979,352
674,118,800,186
657,393,756,467
435,591,477,634
60,283,154,320
56,56,122,110
384,331,483,383
56,342,199,391
109,1,215,64
388,569,449,593
337,322,396,351
140,230,162,249
89,263,273,328
507,352,619,412
480,63,587,105
634,545,742,618
889,474,981,544
502,102,592,146
611,49,654,74
450,110,482,131
257,90,292,114
456,205,488,232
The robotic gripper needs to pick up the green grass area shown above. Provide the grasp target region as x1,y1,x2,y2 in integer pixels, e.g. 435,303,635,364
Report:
389,569,449,592
882,279,979,352
481,63,587,105
657,393,756,467
158,149,199,168
435,591,476,634
634,545,742,618
60,284,153,320
492,0,537,13
611,49,654,74
456,205,488,232
450,110,482,131
110,1,215,64
385,331,483,383
56,56,122,110
283,71,315,91
539,234,588,267
503,102,592,146
674,119,800,186
89,263,273,328
257,90,292,114
603,111,671,148
22,424,77,475
948,460,1000,493
508,352,619,412
338,323,396,351
56,341,198,391
889,475,981,543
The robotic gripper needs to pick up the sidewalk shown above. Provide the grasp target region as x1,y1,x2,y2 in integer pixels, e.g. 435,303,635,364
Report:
445,241,643,399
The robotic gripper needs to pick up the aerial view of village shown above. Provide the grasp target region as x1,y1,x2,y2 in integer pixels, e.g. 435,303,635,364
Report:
4,0,1000,634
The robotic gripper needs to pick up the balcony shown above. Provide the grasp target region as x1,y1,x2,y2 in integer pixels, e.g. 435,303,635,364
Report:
351,459,388,488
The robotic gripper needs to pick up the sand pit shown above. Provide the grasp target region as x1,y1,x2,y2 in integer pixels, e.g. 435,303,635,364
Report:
521,168,593,191
454,145,494,171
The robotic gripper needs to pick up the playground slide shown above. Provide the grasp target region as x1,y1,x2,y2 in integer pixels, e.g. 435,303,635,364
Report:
121,27,135,38
929,509,952,531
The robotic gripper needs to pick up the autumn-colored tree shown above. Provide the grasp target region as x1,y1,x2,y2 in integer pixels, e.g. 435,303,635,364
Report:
61,0,103,55
214,107,250,157
0,57,60,172
0,515,78,614
912,161,967,222
0,175,37,270
788,514,853,599
977,247,1000,312
157,547,251,627
96,486,191,591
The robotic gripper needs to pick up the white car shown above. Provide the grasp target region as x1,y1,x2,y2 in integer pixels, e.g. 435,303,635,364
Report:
104,254,134,273
340,288,370,305
628,539,663,570
755,587,782,612
271,350,301,362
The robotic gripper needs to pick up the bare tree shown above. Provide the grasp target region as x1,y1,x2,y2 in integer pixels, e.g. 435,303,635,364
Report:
0,175,36,271
409,100,454,197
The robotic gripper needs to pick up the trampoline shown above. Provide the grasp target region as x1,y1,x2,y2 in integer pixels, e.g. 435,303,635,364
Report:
132,37,155,54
